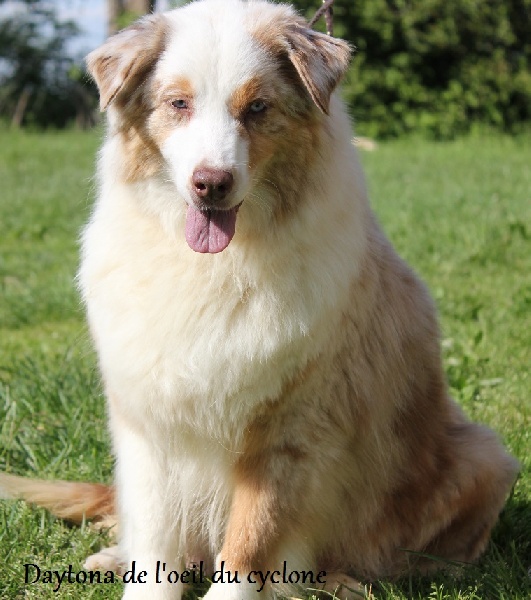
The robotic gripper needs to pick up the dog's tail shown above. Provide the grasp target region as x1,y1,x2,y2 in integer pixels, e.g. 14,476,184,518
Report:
0,472,116,525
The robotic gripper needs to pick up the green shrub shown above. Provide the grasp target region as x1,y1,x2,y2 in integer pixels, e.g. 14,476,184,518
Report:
289,0,531,138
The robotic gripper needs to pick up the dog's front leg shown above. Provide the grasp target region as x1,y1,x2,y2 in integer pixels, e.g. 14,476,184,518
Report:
203,441,314,600
111,407,183,600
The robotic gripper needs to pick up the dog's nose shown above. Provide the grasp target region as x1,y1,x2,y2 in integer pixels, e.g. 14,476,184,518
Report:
192,168,234,203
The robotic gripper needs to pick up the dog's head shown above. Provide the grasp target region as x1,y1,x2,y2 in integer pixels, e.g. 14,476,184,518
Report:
87,0,351,253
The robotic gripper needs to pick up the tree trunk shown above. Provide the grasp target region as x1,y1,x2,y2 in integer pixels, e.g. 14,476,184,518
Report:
127,0,156,15
11,86,32,129
107,0,123,35
108,0,156,35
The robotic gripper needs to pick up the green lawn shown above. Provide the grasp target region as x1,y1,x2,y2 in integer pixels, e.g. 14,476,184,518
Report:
0,129,529,599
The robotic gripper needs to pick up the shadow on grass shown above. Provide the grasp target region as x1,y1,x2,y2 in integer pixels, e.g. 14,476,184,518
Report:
372,495,531,599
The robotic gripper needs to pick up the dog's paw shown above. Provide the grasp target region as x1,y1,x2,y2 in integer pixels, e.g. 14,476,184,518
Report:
84,545,124,575
121,582,183,600
121,588,176,600
203,580,272,600
320,572,365,600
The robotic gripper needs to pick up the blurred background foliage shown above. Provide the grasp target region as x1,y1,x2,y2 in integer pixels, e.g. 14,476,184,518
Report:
293,0,531,138
0,0,530,137
0,0,98,128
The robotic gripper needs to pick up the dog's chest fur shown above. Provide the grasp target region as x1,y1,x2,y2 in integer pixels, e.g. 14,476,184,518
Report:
79,136,367,441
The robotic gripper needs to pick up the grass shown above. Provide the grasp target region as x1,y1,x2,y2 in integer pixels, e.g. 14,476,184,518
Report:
0,129,530,599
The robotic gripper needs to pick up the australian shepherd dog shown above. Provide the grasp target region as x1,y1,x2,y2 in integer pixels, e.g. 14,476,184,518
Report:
0,1,518,599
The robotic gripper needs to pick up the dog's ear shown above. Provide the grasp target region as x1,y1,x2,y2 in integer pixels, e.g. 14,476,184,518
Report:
285,25,351,114
86,15,167,111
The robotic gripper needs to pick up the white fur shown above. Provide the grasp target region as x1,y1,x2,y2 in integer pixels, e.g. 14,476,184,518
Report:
157,3,266,206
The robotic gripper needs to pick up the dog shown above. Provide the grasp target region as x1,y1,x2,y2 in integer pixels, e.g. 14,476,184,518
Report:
0,1,518,599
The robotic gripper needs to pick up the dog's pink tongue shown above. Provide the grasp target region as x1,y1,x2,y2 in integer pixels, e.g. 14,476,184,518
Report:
185,206,237,253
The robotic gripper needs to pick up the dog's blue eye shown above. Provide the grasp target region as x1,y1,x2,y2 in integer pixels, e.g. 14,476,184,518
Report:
171,99,188,109
249,100,267,114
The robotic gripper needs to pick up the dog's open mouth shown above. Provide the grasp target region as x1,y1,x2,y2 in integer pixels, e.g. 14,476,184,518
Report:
185,204,241,254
